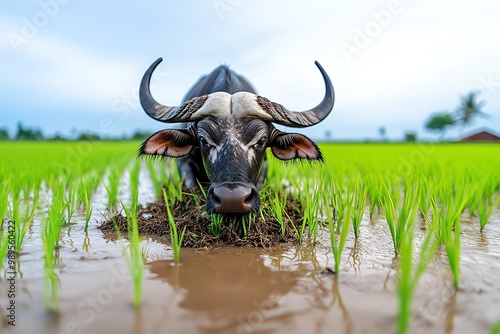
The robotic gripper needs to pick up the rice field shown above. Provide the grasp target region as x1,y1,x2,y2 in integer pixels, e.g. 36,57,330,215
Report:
1,141,500,333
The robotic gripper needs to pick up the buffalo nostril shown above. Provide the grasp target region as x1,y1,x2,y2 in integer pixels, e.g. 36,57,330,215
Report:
243,191,254,205
212,193,221,205
212,185,253,214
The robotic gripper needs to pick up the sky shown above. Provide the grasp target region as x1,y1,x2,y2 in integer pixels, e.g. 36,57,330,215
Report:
1,0,499,141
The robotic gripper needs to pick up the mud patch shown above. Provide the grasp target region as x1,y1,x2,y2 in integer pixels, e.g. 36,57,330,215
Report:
99,194,302,247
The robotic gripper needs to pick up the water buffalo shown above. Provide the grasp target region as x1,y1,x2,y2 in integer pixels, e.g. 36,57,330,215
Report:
139,58,334,214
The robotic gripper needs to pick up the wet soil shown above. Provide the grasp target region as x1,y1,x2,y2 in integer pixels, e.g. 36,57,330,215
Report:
99,194,301,248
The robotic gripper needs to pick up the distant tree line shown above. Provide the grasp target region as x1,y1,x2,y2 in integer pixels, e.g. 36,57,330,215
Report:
0,122,152,141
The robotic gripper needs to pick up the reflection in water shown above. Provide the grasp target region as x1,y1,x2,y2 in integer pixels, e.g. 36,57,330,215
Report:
43,311,61,334
83,231,91,252
444,291,457,334
478,230,488,250
317,276,353,334
15,257,23,279
133,307,144,334
348,239,361,275
333,278,353,334
147,247,324,334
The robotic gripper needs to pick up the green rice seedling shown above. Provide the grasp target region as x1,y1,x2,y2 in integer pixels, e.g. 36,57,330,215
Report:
183,191,202,210
158,161,184,206
163,188,186,263
164,175,183,207
350,176,367,238
430,185,470,289
286,176,309,243
382,183,419,255
326,198,352,274
41,180,66,313
0,230,9,270
417,176,432,222
0,180,9,223
397,217,439,334
105,163,124,210
300,178,323,243
145,158,163,199
270,192,287,235
120,202,144,308
366,174,383,220
23,176,41,227
241,215,248,238
266,197,296,244
467,183,482,217
41,235,60,313
196,179,208,199
121,160,144,308
45,180,66,247
76,175,95,232
241,213,254,239
7,182,21,249
295,214,307,245
330,175,347,232
8,177,39,252
82,186,93,232
64,185,78,225
0,233,7,267
445,216,461,289
478,191,500,232
210,213,223,236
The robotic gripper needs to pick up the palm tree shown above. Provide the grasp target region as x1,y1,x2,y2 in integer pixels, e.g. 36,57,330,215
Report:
455,91,488,130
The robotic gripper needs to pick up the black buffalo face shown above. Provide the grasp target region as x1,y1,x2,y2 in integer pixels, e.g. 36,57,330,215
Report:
138,58,334,215
140,114,322,214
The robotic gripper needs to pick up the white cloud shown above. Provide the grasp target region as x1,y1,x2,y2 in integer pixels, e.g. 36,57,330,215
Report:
31,38,142,109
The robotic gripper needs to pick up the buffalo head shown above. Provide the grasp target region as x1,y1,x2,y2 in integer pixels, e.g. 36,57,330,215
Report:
139,58,334,214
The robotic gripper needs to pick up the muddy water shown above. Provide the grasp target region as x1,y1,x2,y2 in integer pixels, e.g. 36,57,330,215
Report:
1,174,500,333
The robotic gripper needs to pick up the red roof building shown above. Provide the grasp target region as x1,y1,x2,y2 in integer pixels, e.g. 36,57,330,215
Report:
460,129,500,142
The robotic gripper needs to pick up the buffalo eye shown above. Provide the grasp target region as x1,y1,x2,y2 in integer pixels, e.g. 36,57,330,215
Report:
254,137,267,149
199,136,210,148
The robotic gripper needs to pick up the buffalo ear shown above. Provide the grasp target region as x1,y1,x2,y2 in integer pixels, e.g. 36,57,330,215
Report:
270,131,323,161
140,129,196,158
